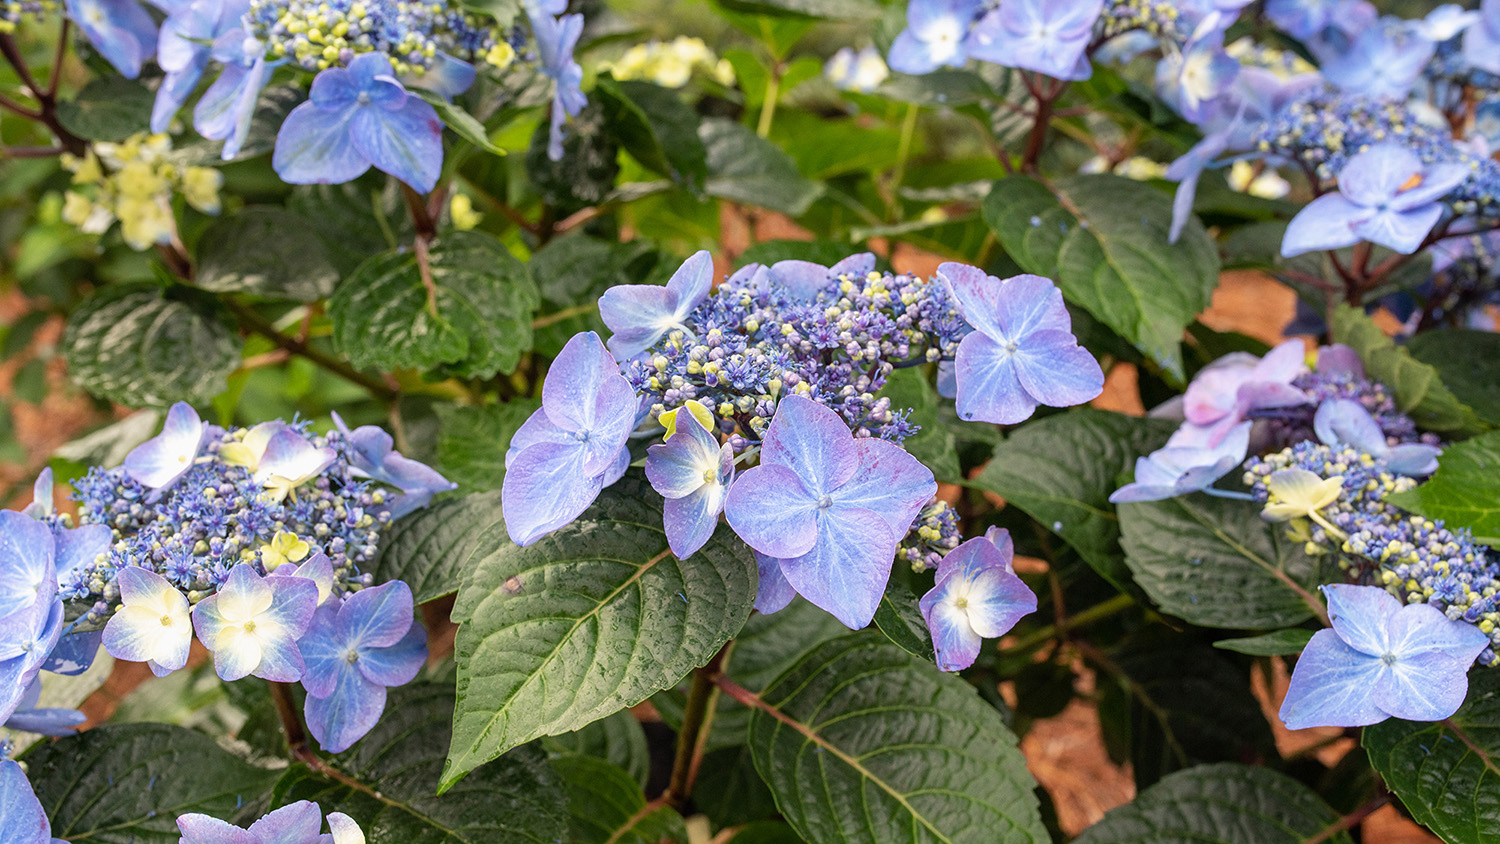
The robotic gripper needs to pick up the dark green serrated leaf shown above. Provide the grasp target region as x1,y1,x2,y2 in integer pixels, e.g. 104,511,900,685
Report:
974,409,1177,593
1365,668,1500,844
56,77,153,140
369,489,505,603
543,709,651,789
983,174,1220,382
196,207,340,301
279,682,568,844
25,723,278,843
879,368,960,484
871,581,935,662
1329,305,1488,436
701,119,822,215
748,634,1047,844
287,180,412,276
330,230,537,379
875,70,996,106
1406,329,1500,425
1387,431,1500,545
64,282,241,407
1118,495,1329,630
444,475,758,788
694,745,782,828
1212,628,1314,656
552,754,688,844
435,401,540,492
1074,763,1351,844
595,77,707,190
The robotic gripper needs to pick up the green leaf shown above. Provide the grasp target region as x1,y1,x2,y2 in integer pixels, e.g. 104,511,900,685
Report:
1212,629,1315,656
654,596,847,754
1074,763,1352,844
1329,305,1489,436
1405,329,1500,426
459,0,519,27
716,0,881,19
287,181,413,276
1118,495,1329,630
871,581,935,662
543,709,651,789
879,368,960,484
983,174,1221,382
700,119,823,216
414,91,506,155
435,401,540,492
329,230,538,379
1388,430,1500,549
1364,668,1500,844
195,207,340,301
551,754,688,844
56,77,153,140
279,683,568,844
444,475,758,788
748,634,1048,844
369,490,505,602
64,282,241,407
693,746,782,828
875,70,997,106
25,723,278,843
973,409,1177,593
595,77,707,190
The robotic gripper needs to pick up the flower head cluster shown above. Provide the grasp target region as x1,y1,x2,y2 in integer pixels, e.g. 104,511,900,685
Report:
1256,345,1425,447
887,0,1105,81
0,0,53,33
247,0,506,76
59,133,222,251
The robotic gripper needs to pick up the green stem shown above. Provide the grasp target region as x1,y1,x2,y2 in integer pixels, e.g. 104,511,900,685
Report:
757,69,781,139
999,592,1136,656
662,641,732,808
888,103,919,220
226,300,398,401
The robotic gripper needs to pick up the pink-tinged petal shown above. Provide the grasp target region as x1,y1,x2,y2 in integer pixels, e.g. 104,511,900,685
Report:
599,285,674,360
963,568,1036,638
1338,143,1422,206
920,597,982,672
1251,339,1308,383
1353,205,1443,255
937,262,1004,338
1373,650,1476,722
952,332,1038,424
1279,629,1388,730
759,395,858,494
941,265,1071,340
1323,583,1400,657
1182,355,1256,425
753,552,796,615
937,531,1012,583
337,580,414,649
1316,343,1364,377
542,332,618,431
305,668,385,754
356,621,426,688
724,464,819,559
1281,193,1366,257
249,801,324,844
778,505,897,629
177,813,259,844
502,441,605,546
663,482,727,559
835,438,935,535
272,101,369,185
1013,331,1105,409
1237,381,1310,413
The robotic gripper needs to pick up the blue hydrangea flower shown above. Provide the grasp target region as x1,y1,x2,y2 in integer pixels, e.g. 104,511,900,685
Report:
152,0,251,133
1180,338,1308,446
178,801,364,844
600,250,714,360
1464,0,1500,75
1155,13,1239,122
919,528,1036,671
752,550,796,615
1314,399,1441,475
1265,0,1341,39
5,677,85,736
1416,5,1479,41
64,0,158,79
0,760,63,844
254,427,337,504
938,262,1103,425
1282,144,1469,258
1110,421,1251,503
332,412,456,519
122,402,208,500
0,598,63,727
525,0,586,161
724,395,935,628
0,511,56,623
196,27,273,160
102,566,192,677
966,0,1101,81
191,563,317,682
274,52,445,193
887,0,981,75
504,331,638,546
1322,18,1436,101
645,401,735,559
301,580,426,753
1280,584,1490,729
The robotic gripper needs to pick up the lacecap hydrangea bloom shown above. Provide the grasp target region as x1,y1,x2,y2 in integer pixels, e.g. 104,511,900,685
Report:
506,251,1100,664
